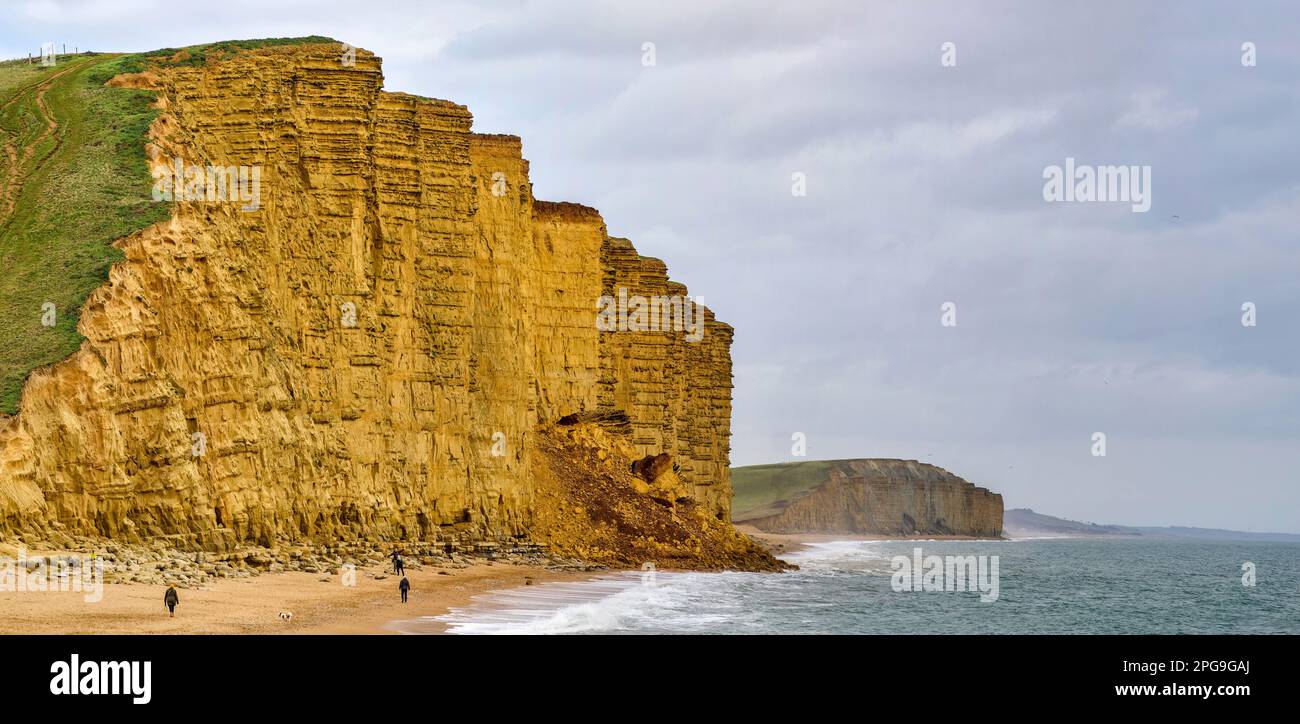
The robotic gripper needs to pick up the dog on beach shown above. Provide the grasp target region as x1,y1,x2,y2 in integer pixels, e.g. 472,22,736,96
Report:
278,611,293,622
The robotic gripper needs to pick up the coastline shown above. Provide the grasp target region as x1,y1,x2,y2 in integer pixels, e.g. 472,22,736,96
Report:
735,525,1004,556
2,531,1018,634
0,560,592,635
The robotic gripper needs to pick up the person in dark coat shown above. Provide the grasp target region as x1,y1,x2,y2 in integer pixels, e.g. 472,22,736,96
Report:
399,576,410,603
164,585,179,617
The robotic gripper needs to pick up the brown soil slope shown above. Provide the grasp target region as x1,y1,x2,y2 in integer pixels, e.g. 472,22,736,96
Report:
532,419,783,571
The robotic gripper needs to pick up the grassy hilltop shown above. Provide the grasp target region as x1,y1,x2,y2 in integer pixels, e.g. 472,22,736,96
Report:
730,460,841,520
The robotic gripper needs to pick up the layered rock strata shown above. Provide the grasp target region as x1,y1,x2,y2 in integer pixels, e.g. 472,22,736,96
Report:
0,44,736,554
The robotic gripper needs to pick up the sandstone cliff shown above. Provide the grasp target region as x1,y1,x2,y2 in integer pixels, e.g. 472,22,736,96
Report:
0,42,757,566
732,459,1004,537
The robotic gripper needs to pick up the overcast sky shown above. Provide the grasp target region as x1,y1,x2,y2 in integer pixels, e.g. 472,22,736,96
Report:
3,1,1297,531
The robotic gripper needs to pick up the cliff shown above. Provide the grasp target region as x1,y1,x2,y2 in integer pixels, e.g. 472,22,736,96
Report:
0,42,767,567
732,459,1004,537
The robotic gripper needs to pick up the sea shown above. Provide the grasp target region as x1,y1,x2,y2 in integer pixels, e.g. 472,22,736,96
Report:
403,538,1300,635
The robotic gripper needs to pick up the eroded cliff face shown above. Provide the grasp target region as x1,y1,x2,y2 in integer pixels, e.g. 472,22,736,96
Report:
0,44,739,557
531,421,781,571
598,237,735,519
736,460,1004,537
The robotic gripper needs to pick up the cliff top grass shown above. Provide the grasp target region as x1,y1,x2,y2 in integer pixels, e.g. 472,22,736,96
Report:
0,37,340,415
111,36,340,75
730,460,840,521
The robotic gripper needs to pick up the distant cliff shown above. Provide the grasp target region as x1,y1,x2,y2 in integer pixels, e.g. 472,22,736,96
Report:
0,41,769,568
1005,508,1300,542
1002,508,1133,538
732,459,1003,537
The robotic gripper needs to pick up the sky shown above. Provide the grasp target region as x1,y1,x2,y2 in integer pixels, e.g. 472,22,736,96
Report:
2,1,1297,532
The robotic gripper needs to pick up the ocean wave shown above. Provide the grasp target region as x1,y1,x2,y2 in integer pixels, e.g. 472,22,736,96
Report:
398,537,1299,634
431,572,681,634
428,568,782,634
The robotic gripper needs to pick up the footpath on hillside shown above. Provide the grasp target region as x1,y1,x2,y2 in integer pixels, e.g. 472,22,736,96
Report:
0,54,169,415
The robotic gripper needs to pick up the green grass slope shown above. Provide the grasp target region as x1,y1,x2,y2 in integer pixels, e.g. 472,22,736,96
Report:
0,53,170,414
730,460,846,521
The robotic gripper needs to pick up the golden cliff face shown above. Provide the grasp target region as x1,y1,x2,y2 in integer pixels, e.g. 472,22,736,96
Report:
598,237,736,520
0,44,737,553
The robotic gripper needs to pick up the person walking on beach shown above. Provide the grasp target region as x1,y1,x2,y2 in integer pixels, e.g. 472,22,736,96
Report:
164,585,179,617
391,550,405,575
399,576,410,603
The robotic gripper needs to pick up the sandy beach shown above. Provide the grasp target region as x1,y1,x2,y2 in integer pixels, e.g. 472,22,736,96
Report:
0,561,592,635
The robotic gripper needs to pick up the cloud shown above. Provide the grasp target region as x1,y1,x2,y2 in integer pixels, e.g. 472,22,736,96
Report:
1114,89,1199,130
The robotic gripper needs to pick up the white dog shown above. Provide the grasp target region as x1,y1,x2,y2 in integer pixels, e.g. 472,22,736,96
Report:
278,611,293,622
